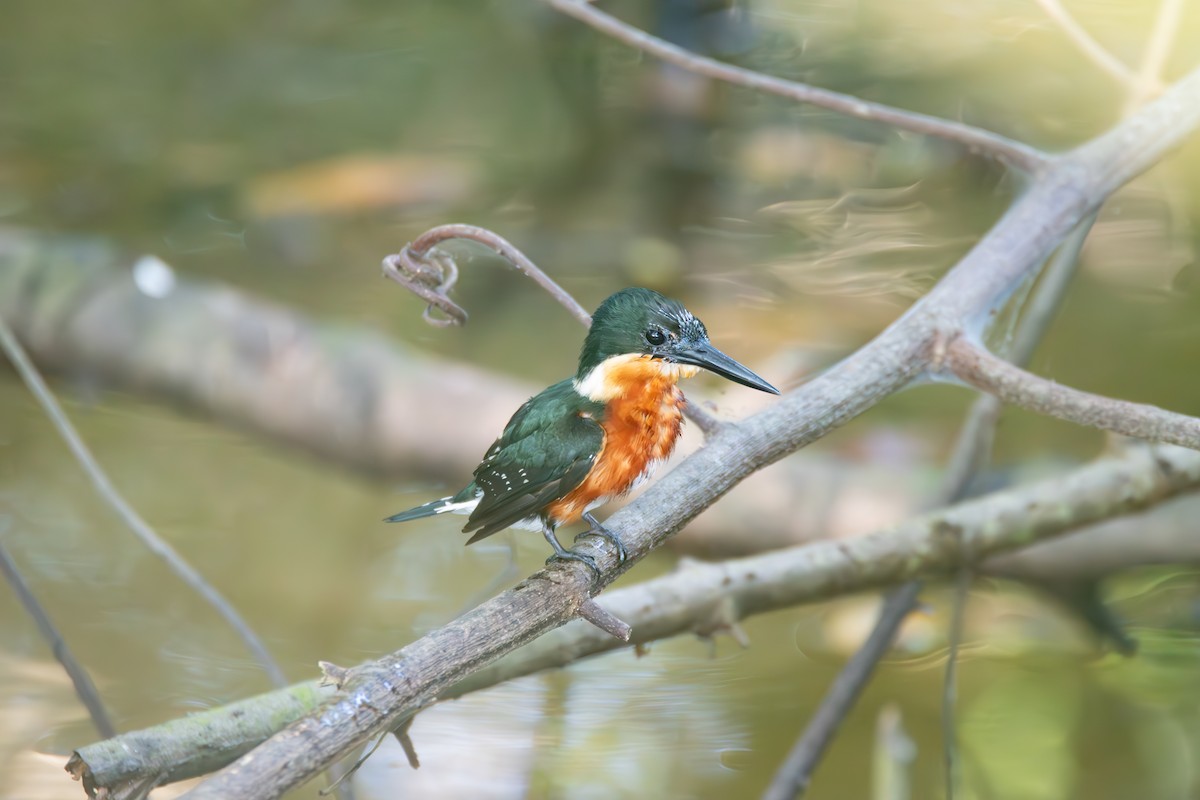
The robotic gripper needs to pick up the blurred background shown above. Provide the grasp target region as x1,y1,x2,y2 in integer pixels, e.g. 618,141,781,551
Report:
2,0,1200,797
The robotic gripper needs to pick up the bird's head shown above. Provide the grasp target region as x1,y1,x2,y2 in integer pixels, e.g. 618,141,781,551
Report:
575,287,779,399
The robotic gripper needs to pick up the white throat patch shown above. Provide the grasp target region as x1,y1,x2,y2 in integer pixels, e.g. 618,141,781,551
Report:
574,353,700,402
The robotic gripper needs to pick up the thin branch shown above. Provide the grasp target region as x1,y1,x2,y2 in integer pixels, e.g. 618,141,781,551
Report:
72,444,1200,796
942,569,969,800
1128,0,1184,109
547,0,1050,172
872,706,916,800
0,309,287,689
761,581,924,800
946,337,1200,450
1033,0,1141,89
0,532,116,739
1004,214,1097,366
941,213,1096,798
767,214,1097,798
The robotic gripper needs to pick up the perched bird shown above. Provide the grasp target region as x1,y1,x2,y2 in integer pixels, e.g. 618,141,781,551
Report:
386,287,779,573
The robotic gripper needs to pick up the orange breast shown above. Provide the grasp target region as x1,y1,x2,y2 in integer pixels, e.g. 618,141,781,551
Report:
547,357,687,525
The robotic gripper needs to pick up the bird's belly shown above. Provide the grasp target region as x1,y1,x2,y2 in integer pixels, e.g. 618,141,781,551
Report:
546,381,685,525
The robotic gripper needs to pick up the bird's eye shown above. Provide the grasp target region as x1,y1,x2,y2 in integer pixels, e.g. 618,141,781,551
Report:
646,327,667,346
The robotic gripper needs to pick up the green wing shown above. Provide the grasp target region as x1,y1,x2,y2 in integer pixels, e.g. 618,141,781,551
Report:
463,380,604,542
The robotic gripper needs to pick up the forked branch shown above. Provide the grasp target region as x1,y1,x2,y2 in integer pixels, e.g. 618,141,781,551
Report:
168,64,1200,799
945,337,1200,449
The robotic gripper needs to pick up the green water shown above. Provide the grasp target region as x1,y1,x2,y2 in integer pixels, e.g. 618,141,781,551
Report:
2,0,1200,797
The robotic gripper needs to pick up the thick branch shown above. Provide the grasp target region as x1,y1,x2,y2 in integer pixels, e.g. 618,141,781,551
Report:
66,683,333,796
73,445,1200,796
946,337,1200,449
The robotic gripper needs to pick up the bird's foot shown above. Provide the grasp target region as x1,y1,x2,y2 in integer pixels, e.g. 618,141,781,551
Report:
543,525,601,577
574,523,628,564
544,548,601,577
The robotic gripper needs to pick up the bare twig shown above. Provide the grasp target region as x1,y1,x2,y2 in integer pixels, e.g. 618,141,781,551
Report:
0,309,287,688
578,598,632,641
872,705,916,800
393,717,420,769
382,223,592,327
1004,215,1097,366
940,214,1097,798
0,531,116,739
946,337,1200,450
72,444,1200,796
1128,0,1184,109
761,581,924,800
942,569,969,800
547,0,1050,172
1033,0,1142,90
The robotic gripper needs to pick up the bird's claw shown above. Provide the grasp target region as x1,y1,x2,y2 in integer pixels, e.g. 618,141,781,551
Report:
574,525,628,564
545,549,601,577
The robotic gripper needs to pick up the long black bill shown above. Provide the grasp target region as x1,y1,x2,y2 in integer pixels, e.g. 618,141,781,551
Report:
673,342,780,395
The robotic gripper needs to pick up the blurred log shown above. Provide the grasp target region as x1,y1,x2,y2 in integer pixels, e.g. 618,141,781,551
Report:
0,231,531,478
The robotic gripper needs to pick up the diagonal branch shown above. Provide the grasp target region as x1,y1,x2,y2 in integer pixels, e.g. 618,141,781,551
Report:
1128,0,1184,109
0,534,116,739
70,443,1200,796
546,0,1050,173
945,337,1200,450
0,309,287,689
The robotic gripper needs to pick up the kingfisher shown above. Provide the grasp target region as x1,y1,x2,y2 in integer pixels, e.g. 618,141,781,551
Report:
385,287,779,574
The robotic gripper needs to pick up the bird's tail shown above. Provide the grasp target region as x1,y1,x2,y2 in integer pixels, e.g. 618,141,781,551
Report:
384,500,446,523
384,491,480,524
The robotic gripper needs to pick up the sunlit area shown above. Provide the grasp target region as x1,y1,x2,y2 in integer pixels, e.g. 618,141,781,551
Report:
2,1,1199,798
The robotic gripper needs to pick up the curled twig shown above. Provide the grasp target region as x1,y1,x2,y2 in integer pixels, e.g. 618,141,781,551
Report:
382,224,591,327
382,246,464,327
